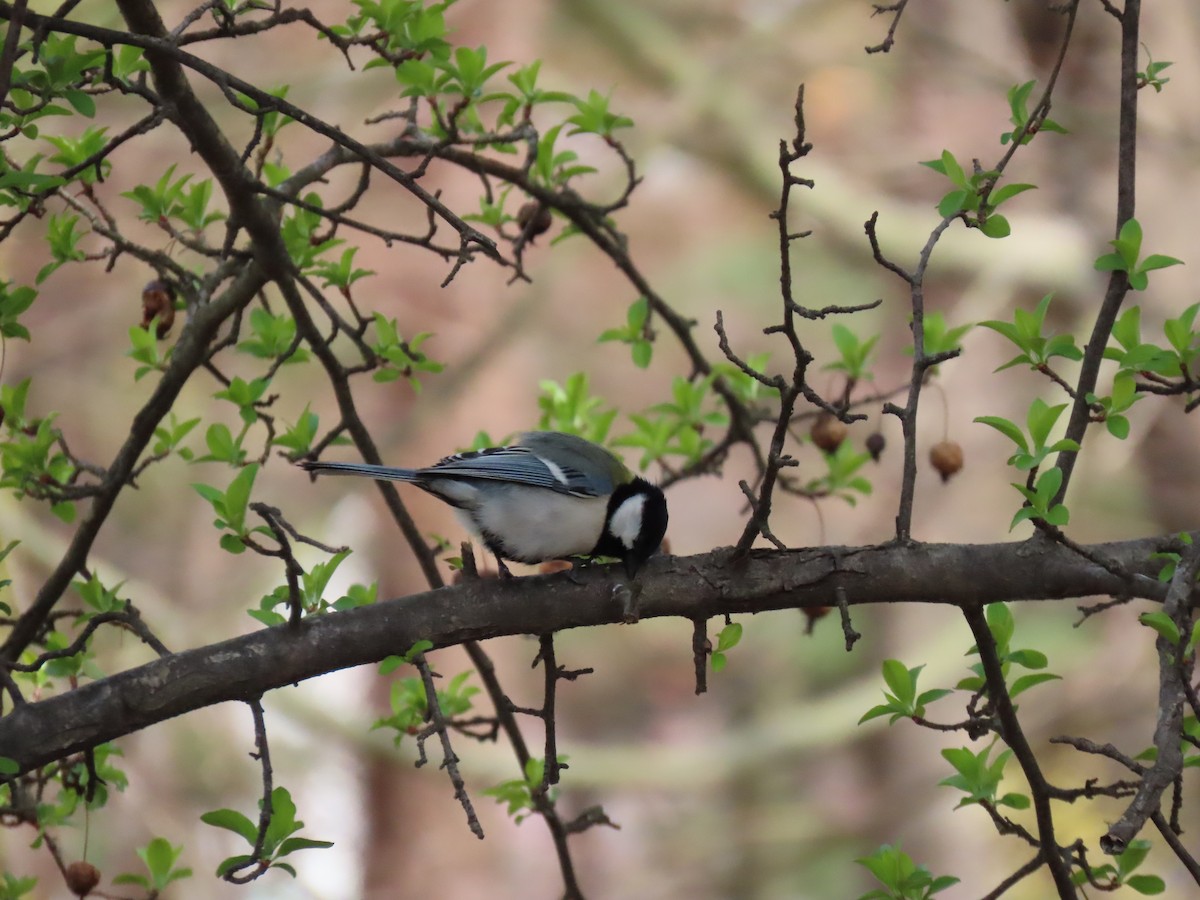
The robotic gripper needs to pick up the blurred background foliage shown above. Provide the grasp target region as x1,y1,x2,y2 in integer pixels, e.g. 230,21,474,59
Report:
3,1,1200,897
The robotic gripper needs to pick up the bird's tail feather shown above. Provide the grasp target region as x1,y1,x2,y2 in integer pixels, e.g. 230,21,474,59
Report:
298,460,420,482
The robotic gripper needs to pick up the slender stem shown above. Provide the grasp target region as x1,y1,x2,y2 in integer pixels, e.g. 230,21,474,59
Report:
462,640,584,899
225,698,274,884
1053,0,1138,499
963,605,1077,897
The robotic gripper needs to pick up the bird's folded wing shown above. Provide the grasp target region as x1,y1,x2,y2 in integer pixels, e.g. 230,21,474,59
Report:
423,446,601,496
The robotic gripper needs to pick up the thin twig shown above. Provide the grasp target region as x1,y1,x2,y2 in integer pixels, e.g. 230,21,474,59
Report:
537,634,561,788
834,586,860,651
413,653,483,838
1101,540,1200,854
864,1,909,54
963,605,1077,896
224,697,274,884
692,618,708,696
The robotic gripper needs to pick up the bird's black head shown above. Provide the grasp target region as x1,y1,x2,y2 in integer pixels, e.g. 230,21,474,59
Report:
593,478,668,578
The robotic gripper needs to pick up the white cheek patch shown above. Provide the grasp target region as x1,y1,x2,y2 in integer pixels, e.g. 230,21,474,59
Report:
608,494,646,550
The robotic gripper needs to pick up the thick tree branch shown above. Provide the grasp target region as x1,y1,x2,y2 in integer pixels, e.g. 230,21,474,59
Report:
0,536,1181,774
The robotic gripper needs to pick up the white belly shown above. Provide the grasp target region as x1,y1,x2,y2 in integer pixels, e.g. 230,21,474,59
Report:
451,485,608,563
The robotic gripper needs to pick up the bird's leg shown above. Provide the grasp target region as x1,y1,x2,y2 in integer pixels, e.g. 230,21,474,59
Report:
479,538,514,579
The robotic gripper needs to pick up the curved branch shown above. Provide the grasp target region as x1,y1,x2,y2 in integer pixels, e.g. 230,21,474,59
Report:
0,534,1180,773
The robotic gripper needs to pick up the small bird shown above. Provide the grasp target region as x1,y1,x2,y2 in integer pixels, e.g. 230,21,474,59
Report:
299,431,668,578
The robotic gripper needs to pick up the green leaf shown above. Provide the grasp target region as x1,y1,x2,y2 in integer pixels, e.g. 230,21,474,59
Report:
916,688,952,706
974,415,1028,453
1033,467,1062,505
979,214,1010,238
1042,503,1070,526
937,189,969,217
223,464,258,532
989,183,1036,205
1162,303,1198,355
1006,648,1047,669
1008,80,1035,122
1116,839,1151,875
627,296,649,330
1125,874,1166,895
715,622,743,653
1107,415,1130,439
1026,398,1068,447
1010,672,1061,698
219,534,247,554
882,659,916,706
137,837,188,888
986,603,1015,648
262,786,300,850
858,703,898,725
203,423,243,463
277,836,335,856
379,655,406,675
997,792,1031,809
65,90,96,118
201,808,258,844
939,149,966,186
395,58,437,95
1139,253,1183,273
1139,611,1181,644
1113,217,1143,268
855,843,959,898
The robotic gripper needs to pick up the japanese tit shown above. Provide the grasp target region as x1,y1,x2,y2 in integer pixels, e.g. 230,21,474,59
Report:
299,431,668,578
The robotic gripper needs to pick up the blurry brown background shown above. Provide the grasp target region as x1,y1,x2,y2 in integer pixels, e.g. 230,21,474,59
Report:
3,1,1200,897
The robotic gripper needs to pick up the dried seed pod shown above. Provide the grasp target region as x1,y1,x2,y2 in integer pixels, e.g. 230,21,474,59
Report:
65,861,100,897
516,201,552,242
140,279,176,338
865,431,886,462
810,413,848,453
930,440,964,482
803,605,831,635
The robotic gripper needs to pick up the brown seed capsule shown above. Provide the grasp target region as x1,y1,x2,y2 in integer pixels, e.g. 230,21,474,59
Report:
516,201,552,242
141,279,176,338
810,413,848,453
930,440,964,482
865,431,886,462
64,861,100,897
802,605,831,635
